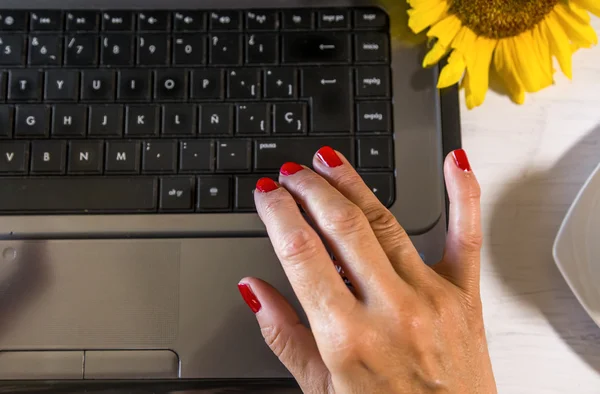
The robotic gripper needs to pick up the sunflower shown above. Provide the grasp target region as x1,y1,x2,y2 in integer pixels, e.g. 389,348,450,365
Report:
406,0,599,108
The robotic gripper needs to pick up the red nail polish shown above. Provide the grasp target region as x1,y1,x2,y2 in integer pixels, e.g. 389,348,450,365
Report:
280,162,304,176
316,146,343,168
256,177,278,193
452,149,472,172
237,283,261,313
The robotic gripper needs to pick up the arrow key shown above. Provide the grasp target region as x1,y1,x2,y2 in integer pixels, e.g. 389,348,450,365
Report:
360,172,395,208
160,177,195,212
273,103,306,135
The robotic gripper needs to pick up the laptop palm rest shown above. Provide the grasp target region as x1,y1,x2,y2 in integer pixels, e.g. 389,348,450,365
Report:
0,238,295,380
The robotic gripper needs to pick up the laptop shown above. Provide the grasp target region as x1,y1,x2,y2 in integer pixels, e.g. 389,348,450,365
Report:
0,0,459,390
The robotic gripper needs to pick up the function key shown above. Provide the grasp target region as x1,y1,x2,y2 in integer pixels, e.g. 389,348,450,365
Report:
66,11,99,31
354,8,388,29
209,11,241,31
30,11,63,31
282,9,313,30
102,11,134,31
138,12,170,31
245,10,279,30
355,32,389,63
318,10,350,29
173,11,206,31
0,11,28,31
355,66,390,98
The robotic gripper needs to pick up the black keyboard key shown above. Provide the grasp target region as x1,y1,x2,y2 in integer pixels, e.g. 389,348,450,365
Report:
199,104,233,136
15,105,49,137
273,103,306,134
102,11,134,31
30,11,63,31
117,69,151,101
217,139,251,171
0,141,29,173
89,105,123,137
355,33,389,63
191,69,224,100
138,12,170,31
172,34,205,65
101,34,134,66
0,35,25,65
246,11,279,30
209,11,241,31
105,140,141,173
209,33,242,65
64,35,99,66
180,140,214,172
160,176,195,211
8,70,43,101
0,11,27,31
237,103,269,135
68,140,104,174
28,35,62,66
66,11,99,31
154,70,188,101
356,66,390,97
142,140,177,173
162,105,196,136
360,172,394,207
283,33,350,63
45,70,80,101
0,177,158,212
30,140,67,174
227,69,260,99
0,106,14,137
0,71,4,100
52,105,87,137
354,9,388,29
264,68,296,98
197,176,230,211
137,34,170,66
173,11,206,31
126,105,159,137
357,101,392,133
282,10,313,30
246,33,278,64
235,174,276,211
302,67,352,133
81,70,116,101
318,10,350,29
254,137,353,170
357,137,392,169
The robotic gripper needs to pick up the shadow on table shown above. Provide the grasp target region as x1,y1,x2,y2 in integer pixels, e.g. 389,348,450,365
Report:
488,124,600,373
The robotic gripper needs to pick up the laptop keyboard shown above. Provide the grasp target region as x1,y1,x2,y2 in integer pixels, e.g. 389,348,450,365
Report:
0,8,394,214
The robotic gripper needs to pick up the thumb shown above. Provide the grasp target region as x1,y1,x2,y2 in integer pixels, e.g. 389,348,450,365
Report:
238,278,331,393
434,149,483,295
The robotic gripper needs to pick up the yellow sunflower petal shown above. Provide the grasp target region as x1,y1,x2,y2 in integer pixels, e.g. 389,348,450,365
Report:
507,32,554,93
407,0,448,34
572,0,600,17
423,40,450,67
568,1,592,24
544,14,573,79
427,14,463,47
553,3,598,48
532,23,554,81
460,36,496,108
461,71,479,110
437,50,466,88
493,41,526,105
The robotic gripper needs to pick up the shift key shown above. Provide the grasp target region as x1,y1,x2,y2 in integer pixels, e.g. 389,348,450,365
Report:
255,138,354,170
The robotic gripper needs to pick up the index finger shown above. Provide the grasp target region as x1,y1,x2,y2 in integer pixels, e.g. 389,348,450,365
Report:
254,178,356,322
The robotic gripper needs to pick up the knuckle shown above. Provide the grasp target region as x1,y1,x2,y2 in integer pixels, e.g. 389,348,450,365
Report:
320,203,366,236
457,230,483,252
278,227,321,264
261,194,291,220
464,178,482,201
333,170,364,191
261,325,291,359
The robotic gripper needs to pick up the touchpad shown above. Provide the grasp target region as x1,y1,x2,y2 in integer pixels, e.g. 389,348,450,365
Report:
0,240,180,349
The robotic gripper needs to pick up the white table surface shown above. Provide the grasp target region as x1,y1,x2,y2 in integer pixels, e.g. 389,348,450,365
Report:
464,16,600,394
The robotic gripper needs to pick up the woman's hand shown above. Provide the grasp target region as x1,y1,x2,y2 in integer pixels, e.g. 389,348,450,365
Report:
237,147,497,394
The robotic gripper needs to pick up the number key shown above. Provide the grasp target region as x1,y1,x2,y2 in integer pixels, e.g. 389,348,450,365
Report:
0,35,24,65
64,35,98,66
137,34,169,66
172,34,205,65
101,34,134,66
28,35,62,66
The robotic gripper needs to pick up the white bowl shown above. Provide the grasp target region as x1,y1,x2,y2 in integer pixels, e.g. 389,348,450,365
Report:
553,162,600,327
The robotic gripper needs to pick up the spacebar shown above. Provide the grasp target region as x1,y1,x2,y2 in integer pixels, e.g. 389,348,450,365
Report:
0,177,158,213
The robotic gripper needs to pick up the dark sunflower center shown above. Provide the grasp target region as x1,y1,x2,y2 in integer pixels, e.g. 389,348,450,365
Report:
449,0,558,39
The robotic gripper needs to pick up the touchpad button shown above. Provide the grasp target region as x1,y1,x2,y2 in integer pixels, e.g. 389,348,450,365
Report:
0,240,180,349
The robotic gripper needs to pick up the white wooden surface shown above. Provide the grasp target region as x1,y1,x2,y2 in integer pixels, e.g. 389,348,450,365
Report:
463,16,600,394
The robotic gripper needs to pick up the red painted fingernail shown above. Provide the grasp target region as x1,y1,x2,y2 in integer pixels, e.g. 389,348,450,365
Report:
280,162,304,176
256,177,278,193
452,149,472,172
237,283,261,314
316,146,343,168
